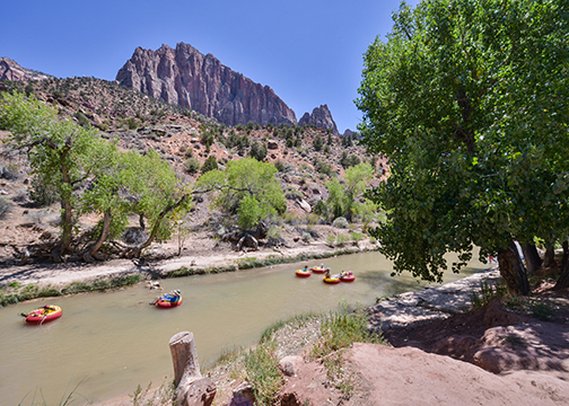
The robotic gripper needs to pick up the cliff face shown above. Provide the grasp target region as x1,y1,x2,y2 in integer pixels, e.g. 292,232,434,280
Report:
116,43,297,126
0,58,52,82
298,104,338,135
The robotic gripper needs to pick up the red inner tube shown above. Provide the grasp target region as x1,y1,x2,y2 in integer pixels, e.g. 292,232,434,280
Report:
156,297,183,308
25,308,62,324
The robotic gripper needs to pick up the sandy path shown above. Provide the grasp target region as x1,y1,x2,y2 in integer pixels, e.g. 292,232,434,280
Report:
0,242,370,287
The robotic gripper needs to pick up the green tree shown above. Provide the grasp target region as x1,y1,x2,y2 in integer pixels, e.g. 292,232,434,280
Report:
313,135,324,152
321,163,376,222
250,141,267,161
201,156,218,173
196,158,286,230
124,150,191,257
200,124,216,152
0,92,103,257
357,0,568,294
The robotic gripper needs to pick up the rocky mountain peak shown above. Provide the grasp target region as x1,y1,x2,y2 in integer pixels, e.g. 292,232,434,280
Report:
298,104,339,135
0,57,52,82
116,42,297,127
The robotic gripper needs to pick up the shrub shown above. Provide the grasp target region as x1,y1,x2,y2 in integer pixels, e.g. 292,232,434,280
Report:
274,160,290,173
201,156,218,173
312,308,381,359
244,340,283,405
340,152,361,168
315,160,334,177
250,141,267,161
200,124,216,151
313,135,324,151
335,233,351,246
184,157,201,174
0,196,9,219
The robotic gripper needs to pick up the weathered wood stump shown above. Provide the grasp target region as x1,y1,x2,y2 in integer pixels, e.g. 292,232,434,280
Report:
169,331,216,406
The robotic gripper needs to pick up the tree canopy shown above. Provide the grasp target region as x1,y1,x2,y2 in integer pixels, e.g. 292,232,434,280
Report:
357,0,568,293
0,92,190,260
196,158,286,230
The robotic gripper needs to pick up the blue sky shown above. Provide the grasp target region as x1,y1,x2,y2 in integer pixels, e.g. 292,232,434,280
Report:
0,0,418,132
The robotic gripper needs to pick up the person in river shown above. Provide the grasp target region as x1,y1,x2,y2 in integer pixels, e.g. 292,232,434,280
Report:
325,269,331,279
169,289,181,303
153,289,181,305
302,265,309,272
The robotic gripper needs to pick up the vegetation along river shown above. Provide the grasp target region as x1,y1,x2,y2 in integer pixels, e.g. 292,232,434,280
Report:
0,251,485,405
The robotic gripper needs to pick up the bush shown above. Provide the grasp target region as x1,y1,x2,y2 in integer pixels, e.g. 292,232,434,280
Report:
200,124,216,151
0,196,9,219
340,152,361,168
184,157,201,174
274,160,290,173
201,156,218,173
313,135,324,151
335,233,351,246
315,160,334,177
250,141,267,161
312,308,381,359
244,340,283,405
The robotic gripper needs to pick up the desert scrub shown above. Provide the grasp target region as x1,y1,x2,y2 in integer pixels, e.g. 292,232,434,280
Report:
244,340,283,405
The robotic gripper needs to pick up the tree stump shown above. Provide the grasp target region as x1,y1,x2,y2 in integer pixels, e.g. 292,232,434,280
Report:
169,331,216,406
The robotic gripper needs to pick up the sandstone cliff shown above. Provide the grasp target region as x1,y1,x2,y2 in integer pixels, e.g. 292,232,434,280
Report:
298,104,338,135
0,57,52,82
116,43,297,126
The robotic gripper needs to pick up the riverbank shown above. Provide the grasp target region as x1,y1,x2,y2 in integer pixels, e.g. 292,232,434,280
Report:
0,239,376,306
195,269,569,405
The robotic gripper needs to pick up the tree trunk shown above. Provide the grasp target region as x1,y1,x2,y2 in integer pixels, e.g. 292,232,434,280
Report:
89,210,112,258
56,139,75,257
497,241,530,296
554,240,569,290
522,243,542,275
60,161,73,256
128,195,188,258
169,331,216,406
170,331,201,387
543,243,557,269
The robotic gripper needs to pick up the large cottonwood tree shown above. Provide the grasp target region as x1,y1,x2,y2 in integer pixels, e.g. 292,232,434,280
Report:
357,0,568,294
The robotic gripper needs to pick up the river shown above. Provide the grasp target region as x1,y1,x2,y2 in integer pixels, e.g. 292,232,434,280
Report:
0,252,485,405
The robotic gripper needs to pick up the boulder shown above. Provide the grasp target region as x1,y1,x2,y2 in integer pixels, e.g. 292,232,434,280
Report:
267,140,279,150
296,199,311,213
183,377,216,406
278,355,303,377
230,382,255,406
332,217,349,229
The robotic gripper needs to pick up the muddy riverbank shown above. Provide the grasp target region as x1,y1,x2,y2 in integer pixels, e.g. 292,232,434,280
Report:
0,240,376,306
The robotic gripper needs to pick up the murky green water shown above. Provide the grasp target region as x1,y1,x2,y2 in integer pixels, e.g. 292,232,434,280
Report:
0,252,485,405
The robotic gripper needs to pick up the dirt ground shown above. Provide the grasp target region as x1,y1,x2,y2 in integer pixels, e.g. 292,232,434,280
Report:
279,290,569,406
